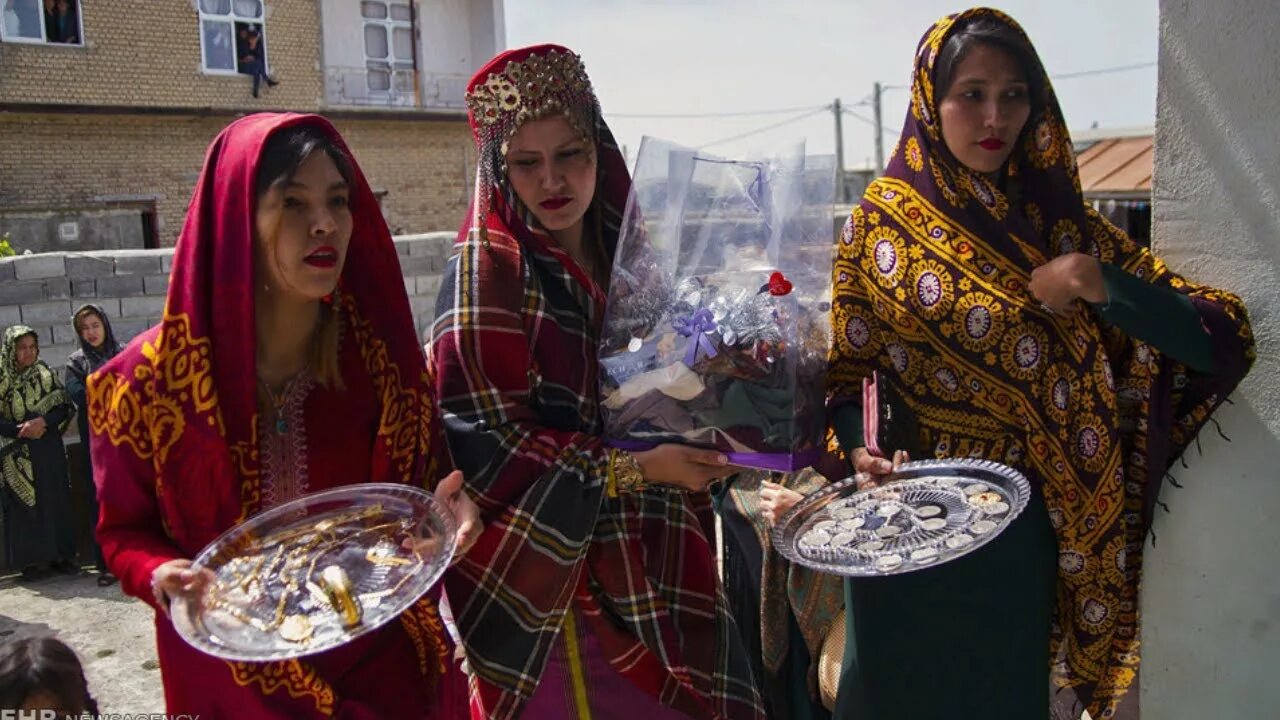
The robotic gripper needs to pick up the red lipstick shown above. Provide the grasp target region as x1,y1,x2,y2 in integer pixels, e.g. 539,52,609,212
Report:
978,138,1006,151
304,245,338,269
540,196,571,210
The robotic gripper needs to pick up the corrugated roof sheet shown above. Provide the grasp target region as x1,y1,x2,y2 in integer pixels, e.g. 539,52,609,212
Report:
1074,135,1153,195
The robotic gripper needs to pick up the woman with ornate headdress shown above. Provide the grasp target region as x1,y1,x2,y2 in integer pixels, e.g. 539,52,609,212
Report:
782,8,1255,719
430,44,765,719
89,113,477,718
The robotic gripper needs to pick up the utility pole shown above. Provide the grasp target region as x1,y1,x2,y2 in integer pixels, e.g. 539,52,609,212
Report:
833,98,847,203
873,81,884,176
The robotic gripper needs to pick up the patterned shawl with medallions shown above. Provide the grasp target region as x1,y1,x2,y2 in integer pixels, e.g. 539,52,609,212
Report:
829,8,1254,718
88,114,453,717
1,326,75,507
432,44,764,720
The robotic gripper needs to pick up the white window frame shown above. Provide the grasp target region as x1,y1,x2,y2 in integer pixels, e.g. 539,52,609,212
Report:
360,1,416,99
196,0,267,76
0,0,85,47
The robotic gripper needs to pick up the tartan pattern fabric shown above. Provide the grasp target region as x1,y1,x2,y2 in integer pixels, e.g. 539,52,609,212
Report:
431,43,764,720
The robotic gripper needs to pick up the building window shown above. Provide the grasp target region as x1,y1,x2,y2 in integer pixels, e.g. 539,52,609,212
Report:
361,1,415,96
1,0,83,45
198,0,266,75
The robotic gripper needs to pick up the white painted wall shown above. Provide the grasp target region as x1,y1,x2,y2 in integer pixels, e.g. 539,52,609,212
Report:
1142,1,1280,717
320,0,503,107
319,0,365,71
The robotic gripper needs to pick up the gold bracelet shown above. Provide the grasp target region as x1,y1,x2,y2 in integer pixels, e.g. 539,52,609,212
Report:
608,450,646,496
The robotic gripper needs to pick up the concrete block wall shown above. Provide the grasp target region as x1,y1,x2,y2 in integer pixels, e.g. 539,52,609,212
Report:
0,233,457,376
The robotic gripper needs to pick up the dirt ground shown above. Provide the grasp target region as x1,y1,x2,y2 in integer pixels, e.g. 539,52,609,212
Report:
0,566,164,713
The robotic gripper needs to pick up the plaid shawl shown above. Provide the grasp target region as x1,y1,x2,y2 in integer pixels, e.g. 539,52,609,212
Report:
432,43,764,720
829,8,1255,718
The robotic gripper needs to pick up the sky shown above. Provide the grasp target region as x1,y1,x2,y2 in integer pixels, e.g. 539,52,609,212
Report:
503,0,1159,169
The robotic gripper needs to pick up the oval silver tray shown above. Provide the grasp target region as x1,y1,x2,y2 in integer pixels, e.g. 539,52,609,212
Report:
772,459,1031,577
171,483,456,661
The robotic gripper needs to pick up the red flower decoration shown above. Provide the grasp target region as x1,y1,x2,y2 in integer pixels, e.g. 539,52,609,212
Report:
767,271,793,296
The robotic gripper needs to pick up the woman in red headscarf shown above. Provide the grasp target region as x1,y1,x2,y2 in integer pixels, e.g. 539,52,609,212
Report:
89,113,476,718
430,45,765,719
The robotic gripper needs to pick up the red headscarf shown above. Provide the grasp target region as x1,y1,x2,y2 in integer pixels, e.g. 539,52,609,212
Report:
90,112,437,577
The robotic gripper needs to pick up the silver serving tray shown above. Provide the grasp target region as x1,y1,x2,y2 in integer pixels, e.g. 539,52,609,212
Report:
773,459,1031,577
171,483,456,661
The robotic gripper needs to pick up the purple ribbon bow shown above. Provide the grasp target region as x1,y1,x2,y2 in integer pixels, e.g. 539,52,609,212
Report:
672,308,719,366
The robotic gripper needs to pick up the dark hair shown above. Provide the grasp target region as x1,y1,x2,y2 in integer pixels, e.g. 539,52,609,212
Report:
254,124,354,198
0,637,99,715
935,17,1046,115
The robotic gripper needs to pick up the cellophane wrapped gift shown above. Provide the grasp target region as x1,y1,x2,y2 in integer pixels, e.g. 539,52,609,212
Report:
599,138,836,471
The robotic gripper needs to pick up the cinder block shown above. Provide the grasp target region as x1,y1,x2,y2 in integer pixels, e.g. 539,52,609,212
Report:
0,305,20,328
71,279,97,298
19,300,72,326
120,296,167,318
397,255,435,275
53,324,82,346
415,275,442,295
13,254,66,280
95,275,146,297
0,280,51,305
0,261,14,281
402,239,430,257
65,255,116,279
142,274,171,295
160,254,175,273
41,277,71,300
113,254,164,275
113,317,153,342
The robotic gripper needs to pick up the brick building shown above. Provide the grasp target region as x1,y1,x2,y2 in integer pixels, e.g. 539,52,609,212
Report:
0,0,504,252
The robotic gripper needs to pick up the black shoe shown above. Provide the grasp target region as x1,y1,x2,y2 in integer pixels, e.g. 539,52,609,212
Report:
252,87,260,98
20,565,42,581
51,559,79,575
96,573,118,587
266,77,279,87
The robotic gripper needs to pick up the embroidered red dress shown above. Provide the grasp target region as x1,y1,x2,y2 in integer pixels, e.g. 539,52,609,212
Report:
88,113,465,718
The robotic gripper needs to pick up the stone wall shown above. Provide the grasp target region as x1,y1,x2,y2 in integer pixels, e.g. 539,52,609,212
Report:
0,232,457,377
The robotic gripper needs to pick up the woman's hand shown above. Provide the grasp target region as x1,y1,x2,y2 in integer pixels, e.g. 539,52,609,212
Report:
18,417,47,439
759,481,805,527
850,448,910,490
633,444,738,493
434,470,481,563
150,559,213,616
1028,252,1106,315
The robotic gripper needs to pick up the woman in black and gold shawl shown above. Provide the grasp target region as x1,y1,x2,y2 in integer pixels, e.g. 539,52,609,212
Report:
825,8,1254,719
0,325,77,580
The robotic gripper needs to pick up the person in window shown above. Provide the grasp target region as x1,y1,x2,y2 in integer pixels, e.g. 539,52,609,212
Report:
43,0,75,44
237,23,277,98
0,326,78,582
